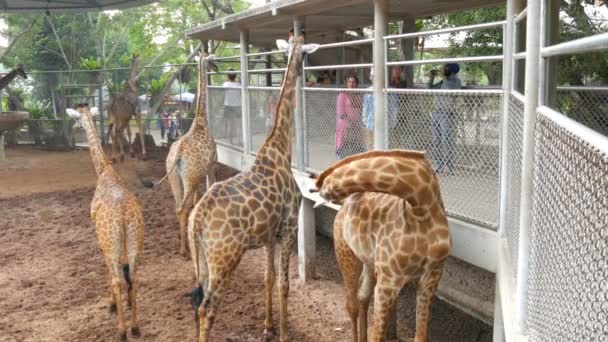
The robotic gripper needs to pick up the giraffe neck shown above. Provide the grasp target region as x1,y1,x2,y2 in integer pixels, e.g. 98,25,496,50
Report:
316,150,446,214
258,50,298,159
191,58,210,132
0,69,19,92
80,110,110,177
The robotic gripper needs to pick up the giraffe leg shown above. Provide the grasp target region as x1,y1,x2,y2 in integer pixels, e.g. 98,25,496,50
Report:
334,221,362,342
108,277,117,313
109,267,128,341
118,128,126,162
126,230,143,338
178,184,197,258
135,112,146,160
385,304,398,341
263,244,276,337
278,227,297,342
413,266,443,342
357,265,376,342
168,171,184,255
126,124,134,158
370,276,409,342
198,250,243,342
111,125,119,163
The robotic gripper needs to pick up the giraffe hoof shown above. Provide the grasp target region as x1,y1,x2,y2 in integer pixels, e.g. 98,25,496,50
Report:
263,327,275,340
118,331,128,342
109,303,117,313
131,327,141,338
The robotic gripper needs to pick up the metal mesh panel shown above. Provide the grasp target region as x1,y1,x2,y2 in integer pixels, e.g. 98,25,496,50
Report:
207,87,243,149
248,87,281,152
527,111,608,342
304,88,372,172
505,94,525,274
556,87,608,136
387,89,501,228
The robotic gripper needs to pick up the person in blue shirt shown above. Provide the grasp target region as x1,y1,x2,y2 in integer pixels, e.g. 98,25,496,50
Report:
428,63,462,174
362,68,399,150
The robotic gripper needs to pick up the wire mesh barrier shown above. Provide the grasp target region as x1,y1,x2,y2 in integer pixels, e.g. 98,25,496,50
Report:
304,88,372,172
556,87,608,136
527,110,608,342
385,89,502,228
248,87,282,153
505,94,525,274
207,86,243,150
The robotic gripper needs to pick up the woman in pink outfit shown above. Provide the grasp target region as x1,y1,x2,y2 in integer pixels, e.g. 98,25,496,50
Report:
335,76,364,159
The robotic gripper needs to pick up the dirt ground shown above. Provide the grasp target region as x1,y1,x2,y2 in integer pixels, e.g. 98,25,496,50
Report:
0,146,492,342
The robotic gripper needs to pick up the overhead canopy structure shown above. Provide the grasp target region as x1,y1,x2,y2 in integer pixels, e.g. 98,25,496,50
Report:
187,0,505,46
0,0,157,13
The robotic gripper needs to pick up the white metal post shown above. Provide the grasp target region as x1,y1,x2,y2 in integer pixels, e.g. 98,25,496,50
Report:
373,0,387,150
498,0,519,239
294,16,316,283
298,198,316,282
516,0,541,336
493,281,505,342
240,30,251,155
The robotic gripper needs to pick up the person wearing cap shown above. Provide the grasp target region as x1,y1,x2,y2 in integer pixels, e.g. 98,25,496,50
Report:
223,69,242,145
428,63,462,174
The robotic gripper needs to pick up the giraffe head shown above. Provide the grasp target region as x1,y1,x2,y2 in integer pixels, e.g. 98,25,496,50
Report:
67,103,99,130
15,64,27,79
276,31,319,76
199,52,218,73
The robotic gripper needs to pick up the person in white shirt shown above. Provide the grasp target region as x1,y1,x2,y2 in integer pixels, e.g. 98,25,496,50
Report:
223,69,242,145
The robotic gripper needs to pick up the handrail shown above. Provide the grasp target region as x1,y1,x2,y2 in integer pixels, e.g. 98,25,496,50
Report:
303,87,373,92
384,20,506,40
538,105,608,154
556,86,608,92
246,50,284,57
386,55,503,66
512,90,525,103
385,88,503,95
513,52,527,60
248,68,287,73
514,7,528,24
248,86,281,90
316,38,374,49
304,63,372,71
541,32,608,57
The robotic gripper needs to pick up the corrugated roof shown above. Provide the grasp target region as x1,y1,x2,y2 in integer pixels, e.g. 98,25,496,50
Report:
1,0,157,13
186,0,504,47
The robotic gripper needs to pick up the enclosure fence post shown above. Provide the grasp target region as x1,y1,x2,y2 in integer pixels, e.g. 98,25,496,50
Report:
373,0,387,150
515,0,542,336
240,30,251,155
294,16,315,282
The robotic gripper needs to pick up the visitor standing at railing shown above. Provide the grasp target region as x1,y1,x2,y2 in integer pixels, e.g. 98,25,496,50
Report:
223,69,242,145
428,63,462,174
363,68,400,150
388,66,409,148
335,76,365,159
160,111,169,140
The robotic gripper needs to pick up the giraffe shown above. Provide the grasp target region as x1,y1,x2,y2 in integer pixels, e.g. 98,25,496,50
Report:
0,64,27,91
187,33,319,342
312,150,451,342
143,52,218,258
107,56,147,162
67,104,145,341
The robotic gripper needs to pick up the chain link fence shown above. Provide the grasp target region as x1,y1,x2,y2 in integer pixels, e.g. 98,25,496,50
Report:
304,88,372,172
207,86,243,150
556,87,608,136
505,94,525,274
386,89,502,228
527,109,608,342
248,87,282,153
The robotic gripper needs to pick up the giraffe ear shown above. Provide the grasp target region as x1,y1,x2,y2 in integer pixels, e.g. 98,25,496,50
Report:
276,39,289,51
66,108,81,119
302,43,320,55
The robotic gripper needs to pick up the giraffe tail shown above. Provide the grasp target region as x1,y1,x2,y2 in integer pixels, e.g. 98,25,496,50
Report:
122,264,132,290
140,161,179,188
